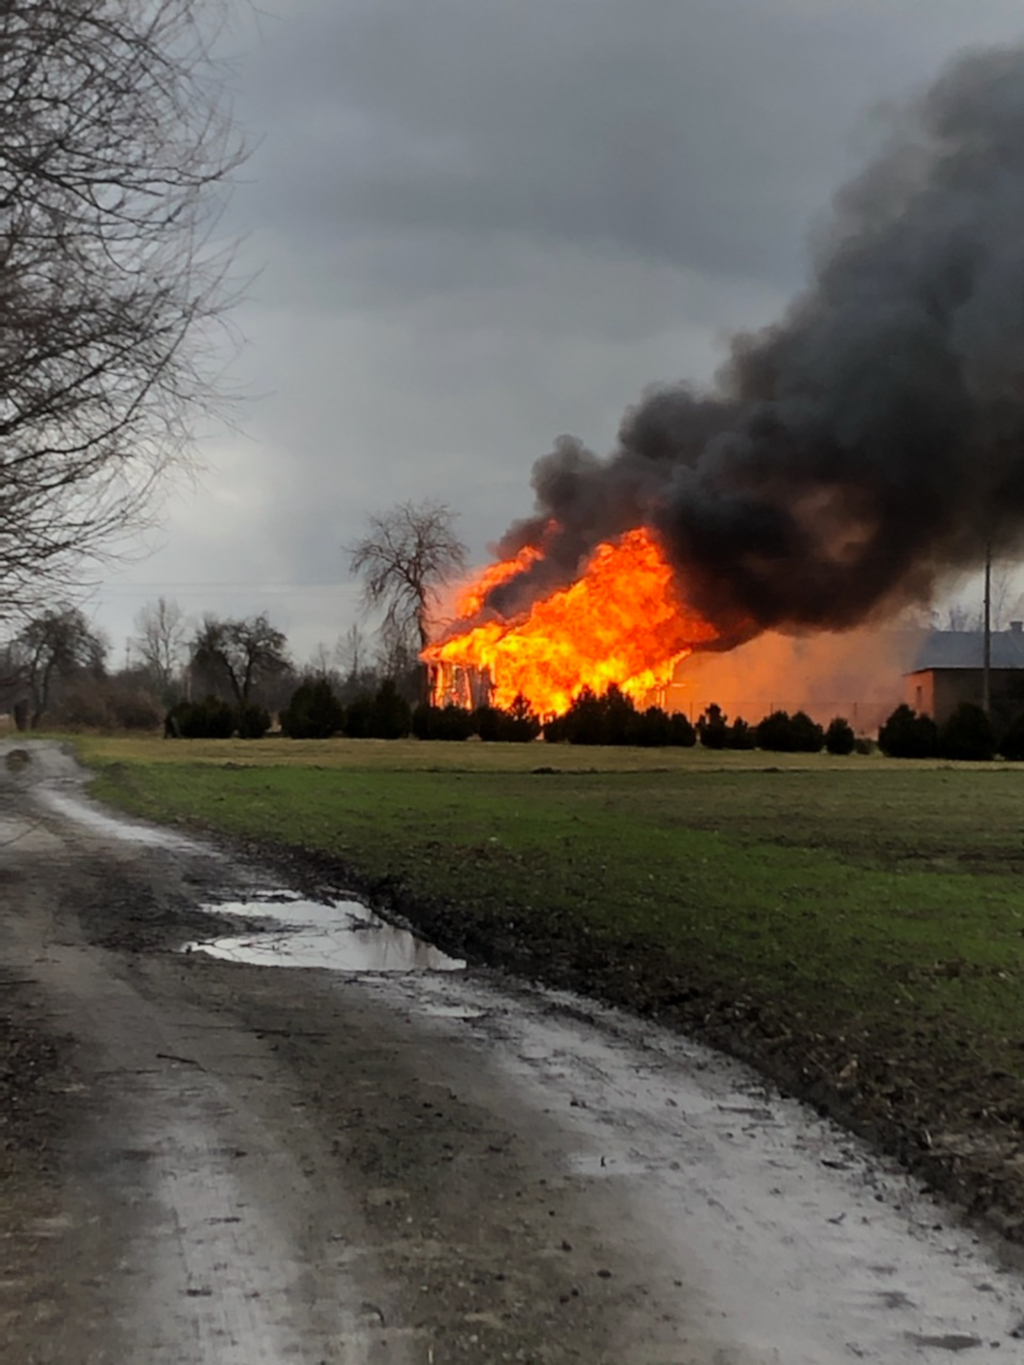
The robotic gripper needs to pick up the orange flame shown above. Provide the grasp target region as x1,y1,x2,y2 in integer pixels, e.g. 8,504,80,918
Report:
424,527,720,716
453,540,543,618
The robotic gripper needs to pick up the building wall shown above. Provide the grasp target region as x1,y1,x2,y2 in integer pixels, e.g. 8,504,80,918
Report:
907,669,1024,726
935,671,983,722
907,672,936,718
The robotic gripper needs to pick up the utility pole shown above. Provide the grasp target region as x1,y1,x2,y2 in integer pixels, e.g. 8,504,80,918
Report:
983,540,992,717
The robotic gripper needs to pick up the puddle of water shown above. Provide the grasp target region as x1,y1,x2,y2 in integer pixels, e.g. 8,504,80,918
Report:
187,895,465,974
41,789,197,850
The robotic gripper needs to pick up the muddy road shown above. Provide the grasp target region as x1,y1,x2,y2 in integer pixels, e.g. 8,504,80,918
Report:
3,741,1024,1363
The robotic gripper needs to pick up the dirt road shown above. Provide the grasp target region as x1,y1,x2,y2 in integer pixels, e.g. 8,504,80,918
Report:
3,740,1024,1363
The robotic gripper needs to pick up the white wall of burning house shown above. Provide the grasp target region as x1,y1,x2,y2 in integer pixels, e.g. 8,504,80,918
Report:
428,662,493,711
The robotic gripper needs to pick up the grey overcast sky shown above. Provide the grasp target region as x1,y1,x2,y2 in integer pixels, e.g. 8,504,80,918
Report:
94,0,1024,665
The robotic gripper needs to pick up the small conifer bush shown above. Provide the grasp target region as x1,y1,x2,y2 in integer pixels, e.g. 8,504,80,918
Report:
878,704,938,759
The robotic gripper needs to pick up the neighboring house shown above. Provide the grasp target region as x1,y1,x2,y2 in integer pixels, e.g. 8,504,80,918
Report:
906,625,1024,725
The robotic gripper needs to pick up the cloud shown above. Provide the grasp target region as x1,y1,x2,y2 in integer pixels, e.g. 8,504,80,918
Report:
243,1,873,289
88,0,1024,661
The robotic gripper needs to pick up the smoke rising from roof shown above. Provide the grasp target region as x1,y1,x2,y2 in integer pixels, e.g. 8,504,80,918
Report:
474,44,1024,649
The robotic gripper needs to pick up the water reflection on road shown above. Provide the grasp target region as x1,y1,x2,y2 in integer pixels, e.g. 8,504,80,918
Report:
186,894,466,973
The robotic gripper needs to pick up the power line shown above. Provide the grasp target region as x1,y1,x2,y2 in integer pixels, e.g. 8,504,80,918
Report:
98,582,352,594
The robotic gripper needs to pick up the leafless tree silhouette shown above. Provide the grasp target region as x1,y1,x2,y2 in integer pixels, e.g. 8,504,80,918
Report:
133,597,188,691
0,1,246,615
348,501,467,656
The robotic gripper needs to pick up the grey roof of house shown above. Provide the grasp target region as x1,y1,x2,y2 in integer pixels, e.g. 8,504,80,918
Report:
908,629,1024,673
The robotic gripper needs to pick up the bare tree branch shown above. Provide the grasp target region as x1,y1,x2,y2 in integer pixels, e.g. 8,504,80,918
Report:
0,1,246,618
132,594,187,690
348,501,467,655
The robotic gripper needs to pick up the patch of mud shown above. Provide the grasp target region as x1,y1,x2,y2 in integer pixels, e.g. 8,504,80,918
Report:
186,893,466,973
67,869,241,957
0,973,75,1176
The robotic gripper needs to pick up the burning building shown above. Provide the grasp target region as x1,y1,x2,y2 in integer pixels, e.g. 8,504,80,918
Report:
425,46,1024,719
426,528,721,716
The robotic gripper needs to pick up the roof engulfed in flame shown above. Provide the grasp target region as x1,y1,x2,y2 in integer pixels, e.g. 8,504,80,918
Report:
424,527,720,717
452,541,543,619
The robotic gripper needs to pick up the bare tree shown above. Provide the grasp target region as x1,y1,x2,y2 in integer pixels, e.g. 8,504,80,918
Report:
191,613,290,706
942,602,982,632
133,597,188,693
10,604,108,726
348,502,467,656
0,1,245,616
941,563,1024,631
991,563,1024,630
333,623,379,701
374,623,420,684
336,623,369,680
307,641,335,681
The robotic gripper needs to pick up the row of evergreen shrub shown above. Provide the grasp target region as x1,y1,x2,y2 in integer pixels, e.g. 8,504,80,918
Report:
278,683,546,743
690,704,856,755
541,687,696,746
406,690,859,751
169,680,420,742
180,677,865,752
166,696,271,739
277,678,413,739
877,701,1024,761
168,681,1024,762
413,696,544,742
277,682,700,746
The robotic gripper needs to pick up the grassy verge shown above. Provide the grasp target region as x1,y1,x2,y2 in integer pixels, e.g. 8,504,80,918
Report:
78,735,1024,1236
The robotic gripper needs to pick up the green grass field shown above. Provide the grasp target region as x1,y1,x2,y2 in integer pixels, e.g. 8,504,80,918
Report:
76,735,1024,1061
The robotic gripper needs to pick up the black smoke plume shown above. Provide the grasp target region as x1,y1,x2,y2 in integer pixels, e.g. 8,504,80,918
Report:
467,45,1024,650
